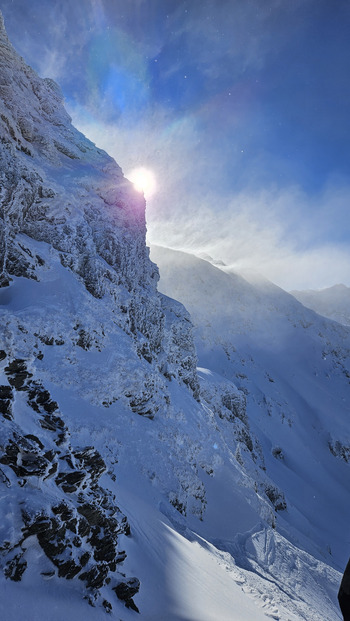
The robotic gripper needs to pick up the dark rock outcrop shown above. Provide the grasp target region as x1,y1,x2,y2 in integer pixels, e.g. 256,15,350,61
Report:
0,354,137,613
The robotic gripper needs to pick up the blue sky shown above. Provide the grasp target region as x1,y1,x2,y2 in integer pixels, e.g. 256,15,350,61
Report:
2,0,350,289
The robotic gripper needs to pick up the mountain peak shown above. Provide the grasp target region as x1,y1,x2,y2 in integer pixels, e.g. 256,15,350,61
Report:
1,14,348,621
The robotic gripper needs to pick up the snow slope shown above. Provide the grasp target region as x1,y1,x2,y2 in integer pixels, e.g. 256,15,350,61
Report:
151,245,350,578
291,284,350,327
0,11,346,620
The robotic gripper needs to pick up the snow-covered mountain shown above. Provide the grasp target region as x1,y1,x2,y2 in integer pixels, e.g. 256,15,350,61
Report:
291,284,350,327
151,245,350,607
0,11,347,620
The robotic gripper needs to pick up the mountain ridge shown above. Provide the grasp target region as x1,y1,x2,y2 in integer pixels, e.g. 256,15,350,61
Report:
150,245,350,568
0,13,347,620
291,283,350,327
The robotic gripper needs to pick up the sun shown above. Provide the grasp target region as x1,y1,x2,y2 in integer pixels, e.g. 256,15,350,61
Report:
127,167,157,199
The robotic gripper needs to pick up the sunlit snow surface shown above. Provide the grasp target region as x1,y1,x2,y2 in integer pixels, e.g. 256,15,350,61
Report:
0,12,346,618
150,245,350,619
0,244,344,620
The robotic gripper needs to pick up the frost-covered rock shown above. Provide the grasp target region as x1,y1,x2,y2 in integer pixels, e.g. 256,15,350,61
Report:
0,353,135,612
0,11,347,620
0,11,198,400
0,12,201,615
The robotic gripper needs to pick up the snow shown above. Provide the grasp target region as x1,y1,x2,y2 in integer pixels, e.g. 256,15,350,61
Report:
291,284,350,326
1,244,345,618
150,245,350,616
0,11,347,620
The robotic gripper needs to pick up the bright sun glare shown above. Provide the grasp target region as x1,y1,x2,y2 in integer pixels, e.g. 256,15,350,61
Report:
127,167,157,198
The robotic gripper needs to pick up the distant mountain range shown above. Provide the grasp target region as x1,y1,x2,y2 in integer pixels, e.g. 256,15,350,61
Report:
291,284,350,326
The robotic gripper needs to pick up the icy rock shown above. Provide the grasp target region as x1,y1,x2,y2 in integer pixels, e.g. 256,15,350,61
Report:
5,358,32,390
0,352,134,611
0,12,199,402
264,484,287,513
160,295,200,399
4,551,27,582
328,438,350,463
113,577,140,612
0,384,13,419
199,371,264,468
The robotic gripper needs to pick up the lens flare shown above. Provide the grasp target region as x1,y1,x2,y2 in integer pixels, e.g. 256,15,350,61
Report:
127,167,157,198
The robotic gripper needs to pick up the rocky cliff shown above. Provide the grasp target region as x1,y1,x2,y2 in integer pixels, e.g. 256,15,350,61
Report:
0,10,200,401
0,12,201,615
0,12,345,621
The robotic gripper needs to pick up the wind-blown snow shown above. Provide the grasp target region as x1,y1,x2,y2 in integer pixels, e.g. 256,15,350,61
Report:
291,284,350,327
151,245,350,617
0,10,347,620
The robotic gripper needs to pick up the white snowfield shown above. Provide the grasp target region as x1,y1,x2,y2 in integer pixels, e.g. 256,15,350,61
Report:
0,9,347,621
150,245,350,619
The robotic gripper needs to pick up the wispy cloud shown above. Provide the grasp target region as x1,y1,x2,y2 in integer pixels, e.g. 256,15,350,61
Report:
148,186,350,291
3,0,349,291
68,108,350,291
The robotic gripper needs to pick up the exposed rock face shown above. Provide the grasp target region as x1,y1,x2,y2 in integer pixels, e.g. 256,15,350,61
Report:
199,371,264,468
2,12,343,621
328,438,350,463
0,12,198,401
0,354,136,612
0,11,199,614
1,15,269,611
